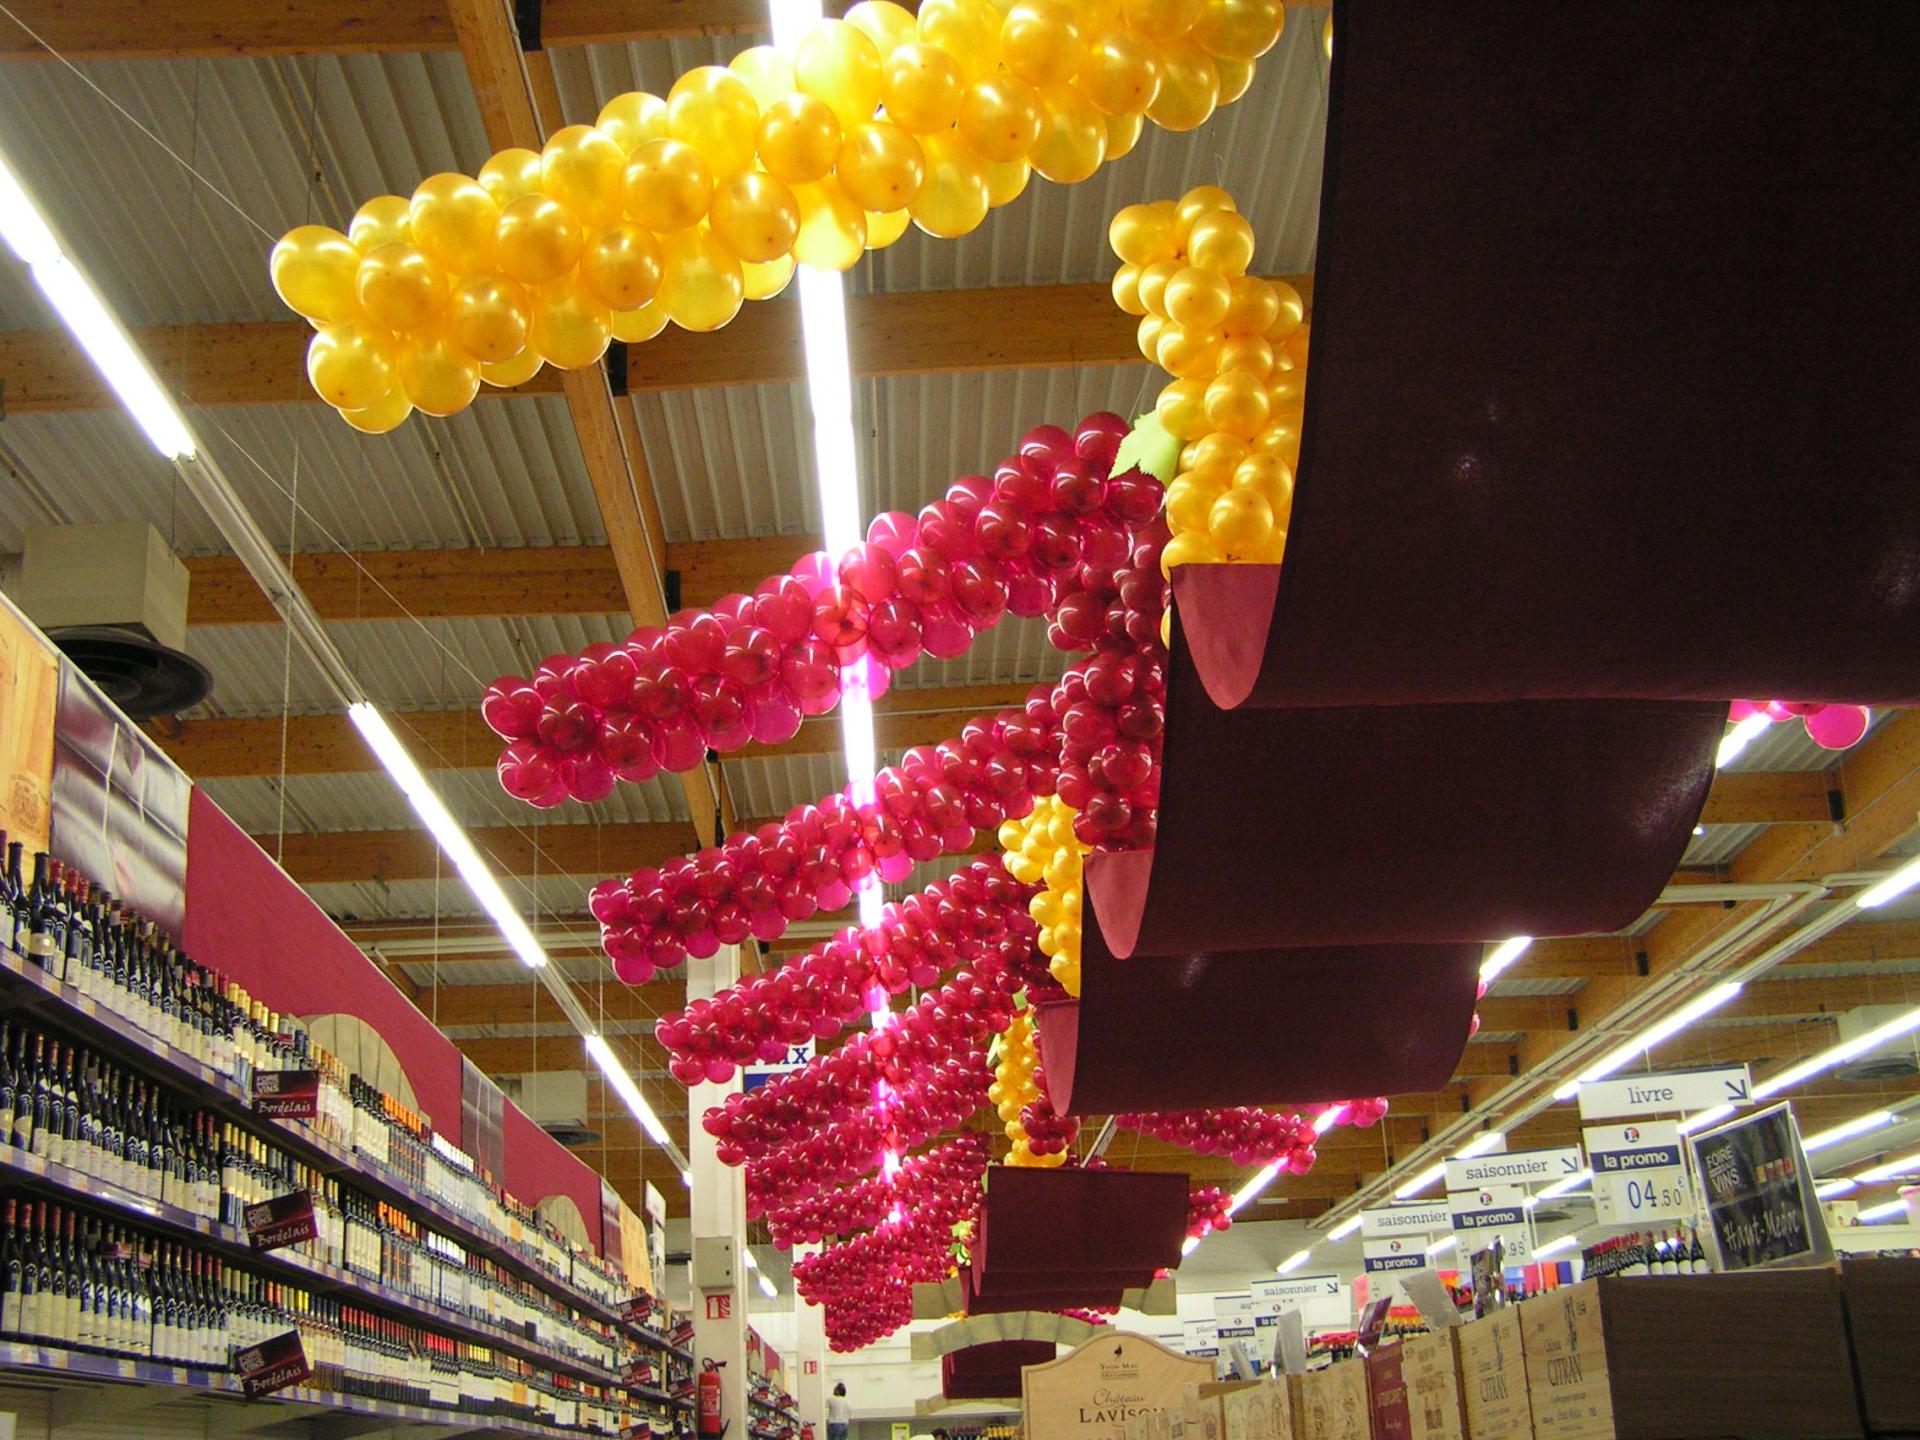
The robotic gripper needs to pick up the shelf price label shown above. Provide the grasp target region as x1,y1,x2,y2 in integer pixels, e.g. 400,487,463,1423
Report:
1585,1121,1693,1224
252,1069,322,1119
245,1189,319,1252
235,1328,312,1397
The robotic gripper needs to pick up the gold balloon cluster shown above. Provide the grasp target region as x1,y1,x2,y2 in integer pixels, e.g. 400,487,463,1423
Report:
1108,187,1306,576
998,794,1089,997
269,0,1289,432
988,1006,1063,1167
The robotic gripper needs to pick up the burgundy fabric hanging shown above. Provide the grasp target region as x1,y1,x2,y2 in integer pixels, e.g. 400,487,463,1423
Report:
942,1340,1057,1400
966,1167,1187,1314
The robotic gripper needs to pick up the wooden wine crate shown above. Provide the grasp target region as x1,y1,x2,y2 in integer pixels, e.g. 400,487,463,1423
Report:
1837,1257,1920,1435
1522,1274,1862,1440
1367,1344,1414,1440
1457,1307,1533,1440
1206,1377,1296,1440
1300,1360,1371,1440
1400,1329,1467,1440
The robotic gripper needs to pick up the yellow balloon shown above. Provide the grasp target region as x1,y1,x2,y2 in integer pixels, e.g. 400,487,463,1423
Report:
728,47,795,110
1148,40,1220,131
917,0,1005,83
1029,84,1105,183
340,387,413,435
1323,12,1333,59
397,330,482,416
957,75,1043,164
1002,1,1086,87
541,126,628,228
1160,527,1224,574
348,196,412,253
1233,452,1294,508
1077,29,1163,116
1221,277,1281,337
1136,257,1182,313
480,347,544,389
1214,55,1255,105
846,0,918,55
1185,431,1250,474
709,172,802,263
756,94,842,185
1136,312,1163,361
659,228,746,331
668,67,761,178
1218,334,1275,378
270,226,361,324
531,276,613,368
1166,476,1221,533
447,276,533,364
881,43,966,135
1209,486,1275,555
410,174,498,275
357,243,448,330
1268,280,1307,341
1153,376,1208,439
495,195,584,286
791,180,868,271
1165,265,1232,328
478,149,544,205
742,253,797,299
1123,0,1202,42
1108,204,1178,265
985,157,1032,207
1106,110,1145,160
865,207,913,248
1177,182,1238,233
909,132,991,238
1205,368,1270,437
581,223,665,310
611,300,670,343
623,139,714,232
596,93,669,156
1111,263,1145,315
307,322,395,411
1188,209,1256,275
836,122,926,214
1266,363,1305,408
793,20,883,134
1157,323,1218,379
1193,0,1284,61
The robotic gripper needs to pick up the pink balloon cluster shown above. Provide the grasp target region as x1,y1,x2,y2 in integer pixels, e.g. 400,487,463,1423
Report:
596,699,1057,980
709,962,1021,1166
1728,699,1871,751
482,414,1155,808
1021,1027,1081,1157
1186,1184,1234,1242
762,1135,990,1249
659,862,1036,1084
1118,1106,1348,1172
795,1203,979,1352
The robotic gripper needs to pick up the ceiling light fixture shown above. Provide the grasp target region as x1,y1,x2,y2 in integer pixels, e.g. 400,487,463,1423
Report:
1276,1248,1313,1275
1529,1168,1593,1205
1479,937,1533,983
1424,1234,1458,1258
0,147,194,459
1227,1162,1283,1218
1856,1198,1910,1223
1455,1131,1507,1160
1815,1178,1858,1199
1715,713,1771,768
1852,1149,1920,1185
1393,1162,1448,1200
1325,1215,1363,1242
1803,1111,1896,1153
585,1034,673,1147
1553,982,1743,1100
1748,1003,1920,1102
1856,855,1920,910
1533,1234,1579,1259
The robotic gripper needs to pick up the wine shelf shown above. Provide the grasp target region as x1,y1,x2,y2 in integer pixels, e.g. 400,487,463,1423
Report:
624,1319,695,1364
0,950,624,1330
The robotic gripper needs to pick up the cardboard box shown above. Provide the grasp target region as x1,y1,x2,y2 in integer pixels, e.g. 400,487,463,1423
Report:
1366,1345,1414,1440
1838,1257,1920,1434
1214,1377,1297,1440
1457,1308,1532,1440
1300,1361,1371,1440
1522,1274,1862,1440
1399,1329,1466,1440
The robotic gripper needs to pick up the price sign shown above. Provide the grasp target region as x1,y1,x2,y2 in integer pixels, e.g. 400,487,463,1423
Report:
244,1190,318,1252
621,1294,655,1325
1448,1186,1533,1262
1585,1121,1692,1223
235,1329,311,1397
251,1069,321,1119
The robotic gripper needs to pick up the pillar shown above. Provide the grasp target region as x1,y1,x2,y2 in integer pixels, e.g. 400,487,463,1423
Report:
688,945,750,1430
793,1242,828,1435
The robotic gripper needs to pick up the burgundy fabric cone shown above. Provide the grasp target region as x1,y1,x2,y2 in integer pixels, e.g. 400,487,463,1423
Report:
968,1167,1187,1314
943,1341,1055,1400
1180,1,1920,712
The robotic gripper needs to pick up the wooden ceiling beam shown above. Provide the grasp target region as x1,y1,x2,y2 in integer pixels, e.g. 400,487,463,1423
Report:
155,681,1030,778
1695,768,1840,827
0,278,1311,413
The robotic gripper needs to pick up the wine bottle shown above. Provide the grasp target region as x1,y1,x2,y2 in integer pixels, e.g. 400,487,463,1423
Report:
19,1032,46,1158
51,1042,77,1171
24,852,60,972
5,841,26,957
0,1022,15,1146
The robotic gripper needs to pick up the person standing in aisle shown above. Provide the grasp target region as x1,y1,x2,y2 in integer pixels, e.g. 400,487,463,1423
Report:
828,1382,852,1440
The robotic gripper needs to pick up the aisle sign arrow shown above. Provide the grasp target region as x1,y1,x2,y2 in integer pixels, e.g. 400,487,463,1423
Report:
1575,1065,1752,1120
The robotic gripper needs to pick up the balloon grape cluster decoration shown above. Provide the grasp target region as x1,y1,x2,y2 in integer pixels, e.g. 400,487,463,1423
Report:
760,1134,989,1247
795,1194,981,1351
999,795,1091,995
1186,1184,1233,1243
1729,699,1871,752
990,1004,1072,1168
269,2,1291,430
1117,1106,1320,1173
1110,188,1307,574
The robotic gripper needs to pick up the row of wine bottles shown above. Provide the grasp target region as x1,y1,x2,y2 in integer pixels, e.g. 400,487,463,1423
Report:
0,838,629,1319
1582,1225,1709,1278
0,1197,651,1432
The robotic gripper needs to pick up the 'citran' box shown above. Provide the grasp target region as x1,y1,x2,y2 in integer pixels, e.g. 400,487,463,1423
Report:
1522,1274,1861,1440
1456,1307,1532,1440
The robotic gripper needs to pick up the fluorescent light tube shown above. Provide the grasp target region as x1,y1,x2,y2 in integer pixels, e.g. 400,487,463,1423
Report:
1480,937,1532,983
1533,1168,1592,1202
1803,1111,1894,1153
1852,1149,1920,1185
1678,1104,1735,1135
349,703,548,969
1715,713,1771,768
1815,1178,1857,1199
1856,1198,1909,1223
1325,1215,1362,1242
1554,982,1743,1099
680,1169,693,1189
1276,1249,1312,1275
1456,1131,1506,1160
1424,1234,1458,1258
1312,1104,1346,1135
758,1272,779,1299
1180,1235,1200,1257
1857,855,1920,910
1227,1162,1282,1217
0,148,60,263
585,1033,672,1147
1753,1003,1920,1100
1533,1235,1578,1259
1394,1162,1447,1200
31,258,195,459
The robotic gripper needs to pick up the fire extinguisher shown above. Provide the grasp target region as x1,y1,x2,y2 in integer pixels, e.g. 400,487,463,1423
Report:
697,1358,728,1438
